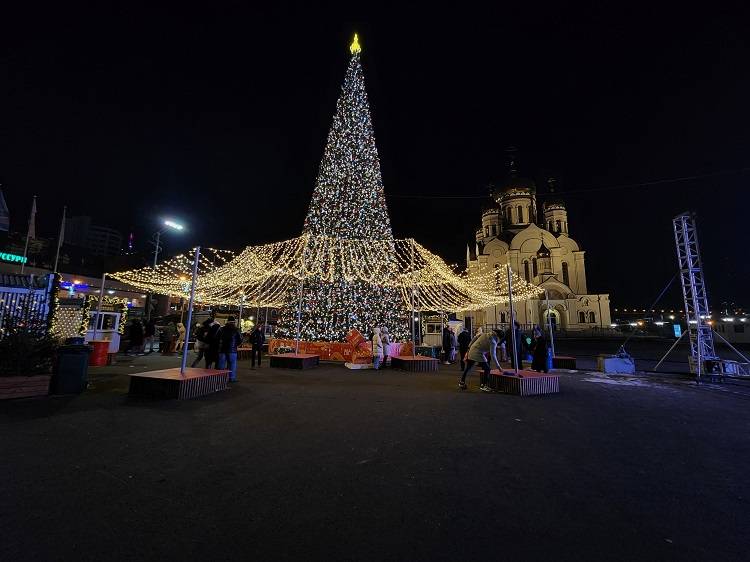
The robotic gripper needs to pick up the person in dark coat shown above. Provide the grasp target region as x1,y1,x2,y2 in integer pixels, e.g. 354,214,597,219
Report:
507,321,525,369
442,326,452,364
128,319,144,354
249,324,265,368
204,318,222,369
457,326,472,371
144,318,157,353
191,317,213,368
531,327,549,373
217,316,242,382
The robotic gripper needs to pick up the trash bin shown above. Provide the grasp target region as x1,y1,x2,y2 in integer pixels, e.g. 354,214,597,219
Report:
88,340,110,367
54,344,92,394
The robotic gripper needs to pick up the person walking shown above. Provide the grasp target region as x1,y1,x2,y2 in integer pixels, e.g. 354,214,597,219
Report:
144,318,157,353
175,321,186,352
457,326,471,371
458,329,503,392
249,324,265,368
217,316,242,382
380,326,391,369
204,317,222,369
191,317,212,368
530,327,549,373
371,327,384,370
450,327,458,364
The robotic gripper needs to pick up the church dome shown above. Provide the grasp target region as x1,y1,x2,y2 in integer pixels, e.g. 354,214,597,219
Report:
542,177,565,208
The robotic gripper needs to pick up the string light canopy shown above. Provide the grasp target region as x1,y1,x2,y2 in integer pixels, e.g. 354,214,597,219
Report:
110,35,542,341
110,236,541,310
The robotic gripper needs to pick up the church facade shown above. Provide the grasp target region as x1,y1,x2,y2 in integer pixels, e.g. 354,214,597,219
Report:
461,166,611,332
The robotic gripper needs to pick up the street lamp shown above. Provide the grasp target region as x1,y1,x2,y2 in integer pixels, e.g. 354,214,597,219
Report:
152,219,185,268
148,219,185,320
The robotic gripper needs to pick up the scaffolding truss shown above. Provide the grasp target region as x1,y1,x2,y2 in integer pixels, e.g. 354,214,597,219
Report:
673,212,717,375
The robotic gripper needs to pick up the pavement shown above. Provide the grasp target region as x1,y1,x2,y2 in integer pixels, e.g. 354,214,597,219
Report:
2,352,749,561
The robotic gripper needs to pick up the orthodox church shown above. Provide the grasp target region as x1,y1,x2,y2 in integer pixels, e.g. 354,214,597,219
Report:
462,158,611,332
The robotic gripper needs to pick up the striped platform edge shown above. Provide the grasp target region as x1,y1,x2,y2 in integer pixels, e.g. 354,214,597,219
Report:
552,356,577,369
391,356,439,372
269,354,320,370
128,368,230,400
487,369,560,396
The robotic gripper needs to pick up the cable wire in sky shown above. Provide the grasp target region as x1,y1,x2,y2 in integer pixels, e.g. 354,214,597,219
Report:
385,167,750,199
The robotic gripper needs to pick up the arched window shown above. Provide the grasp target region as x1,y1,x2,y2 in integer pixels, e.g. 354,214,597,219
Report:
563,221,567,233
506,207,512,223
517,205,524,223
578,311,586,323
523,261,530,282
588,311,596,323
490,225,496,236
532,258,538,277
555,219,561,232
485,226,489,236
562,262,570,286
548,220,553,231
500,312,506,323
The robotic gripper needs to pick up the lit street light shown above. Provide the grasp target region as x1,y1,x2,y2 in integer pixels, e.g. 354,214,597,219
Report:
148,219,185,320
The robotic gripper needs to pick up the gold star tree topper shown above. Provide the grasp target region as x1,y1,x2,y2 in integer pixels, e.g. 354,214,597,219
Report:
350,33,361,55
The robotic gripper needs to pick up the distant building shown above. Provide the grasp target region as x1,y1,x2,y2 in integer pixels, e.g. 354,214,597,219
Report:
462,156,611,332
64,216,122,257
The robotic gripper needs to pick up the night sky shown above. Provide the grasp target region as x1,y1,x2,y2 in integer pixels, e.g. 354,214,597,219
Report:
1,3,748,309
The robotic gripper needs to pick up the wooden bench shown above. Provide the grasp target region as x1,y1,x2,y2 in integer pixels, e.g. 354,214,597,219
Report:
391,355,439,373
269,353,320,370
487,369,560,396
128,368,230,400
552,356,577,369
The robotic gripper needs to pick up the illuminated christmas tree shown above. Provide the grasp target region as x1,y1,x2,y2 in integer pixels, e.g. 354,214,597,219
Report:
276,35,410,342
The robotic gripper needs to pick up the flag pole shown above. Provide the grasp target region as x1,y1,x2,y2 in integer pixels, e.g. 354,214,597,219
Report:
507,264,519,375
53,206,66,273
180,247,201,375
21,195,36,274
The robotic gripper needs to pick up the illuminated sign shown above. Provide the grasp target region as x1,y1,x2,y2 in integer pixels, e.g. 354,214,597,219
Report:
0,252,27,264
673,324,682,338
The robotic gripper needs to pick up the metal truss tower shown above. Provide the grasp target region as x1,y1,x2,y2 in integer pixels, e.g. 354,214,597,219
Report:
673,212,717,375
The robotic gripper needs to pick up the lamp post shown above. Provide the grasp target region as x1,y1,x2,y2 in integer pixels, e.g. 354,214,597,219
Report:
147,219,184,320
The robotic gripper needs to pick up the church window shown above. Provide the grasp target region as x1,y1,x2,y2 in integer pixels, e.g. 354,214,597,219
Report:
485,226,489,237
548,220,553,231
532,258,538,277
500,312,506,323
555,219,561,232
562,262,570,286
523,261,530,282
517,206,524,223
490,225,496,236
563,221,567,232
578,311,586,323
588,311,596,323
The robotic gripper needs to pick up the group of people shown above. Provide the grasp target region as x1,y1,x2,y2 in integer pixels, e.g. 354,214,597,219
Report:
191,316,266,382
125,315,266,383
370,326,392,369
126,318,185,355
457,322,550,392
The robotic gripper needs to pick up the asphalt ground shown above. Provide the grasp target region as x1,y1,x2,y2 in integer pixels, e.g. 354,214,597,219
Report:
2,353,749,561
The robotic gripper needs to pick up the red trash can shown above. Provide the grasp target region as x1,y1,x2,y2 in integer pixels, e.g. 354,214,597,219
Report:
88,340,110,367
